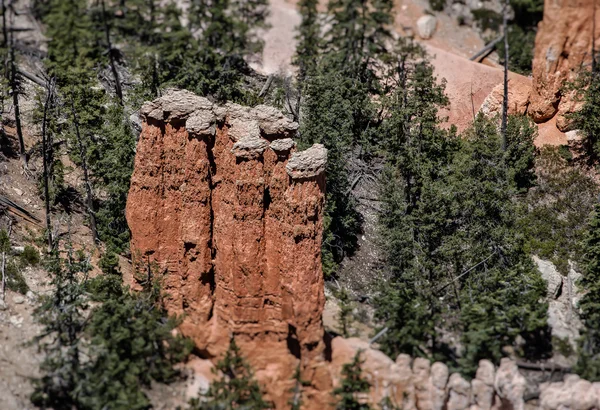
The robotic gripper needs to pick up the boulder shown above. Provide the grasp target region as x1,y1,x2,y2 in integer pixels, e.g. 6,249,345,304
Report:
417,15,437,39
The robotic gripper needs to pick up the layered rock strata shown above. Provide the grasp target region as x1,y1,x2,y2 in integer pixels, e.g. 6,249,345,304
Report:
530,0,600,130
126,89,331,408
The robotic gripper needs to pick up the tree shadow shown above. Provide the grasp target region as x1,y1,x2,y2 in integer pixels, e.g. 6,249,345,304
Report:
0,127,19,160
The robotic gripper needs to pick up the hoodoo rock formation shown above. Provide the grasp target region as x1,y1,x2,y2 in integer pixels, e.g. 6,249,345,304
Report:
126,89,331,408
531,0,600,130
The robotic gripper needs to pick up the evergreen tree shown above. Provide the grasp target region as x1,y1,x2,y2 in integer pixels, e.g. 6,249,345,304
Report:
91,101,137,255
78,277,193,409
31,246,90,409
569,69,600,161
333,351,371,410
294,0,320,84
520,146,598,274
576,203,600,381
336,286,354,337
189,338,272,409
300,0,396,274
375,114,549,373
373,41,453,359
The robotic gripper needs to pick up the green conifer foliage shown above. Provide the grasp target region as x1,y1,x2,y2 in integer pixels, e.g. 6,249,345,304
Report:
520,147,598,274
79,279,193,409
333,351,371,410
570,70,600,161
300,0,396,274
294,0,320,83
33,246,192,409
189,338,272,409
576,203,600,381
91,102,137,253
375,114,549,373
31,248,90,409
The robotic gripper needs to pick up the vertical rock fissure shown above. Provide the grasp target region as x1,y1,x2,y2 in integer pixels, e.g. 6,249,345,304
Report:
205,128,217,299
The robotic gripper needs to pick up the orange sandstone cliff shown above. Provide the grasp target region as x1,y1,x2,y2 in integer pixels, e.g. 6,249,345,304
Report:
126,89,331,408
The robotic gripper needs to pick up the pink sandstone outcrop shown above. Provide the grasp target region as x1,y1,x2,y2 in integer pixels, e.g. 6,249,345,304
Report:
530,0,600,130
126,89,330,408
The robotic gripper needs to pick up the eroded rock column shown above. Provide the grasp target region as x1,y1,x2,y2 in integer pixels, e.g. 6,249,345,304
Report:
126,90,330,409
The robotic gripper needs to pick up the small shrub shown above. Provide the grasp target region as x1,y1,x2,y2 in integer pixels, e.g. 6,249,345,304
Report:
20,245,40,267
5,261,29,294
428,0,444,12
472,8,502,31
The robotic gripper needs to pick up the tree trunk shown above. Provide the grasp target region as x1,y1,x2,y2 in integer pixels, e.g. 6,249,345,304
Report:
501,0,509,151
1,221,12,300
69,96,99,244
593,0,597,76
42,80,55,252
101,0,123,103
8,12,26,166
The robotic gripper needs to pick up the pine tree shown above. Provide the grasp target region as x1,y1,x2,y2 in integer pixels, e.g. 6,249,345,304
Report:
31,246,90,409
78,276,193,409
91,101,136,254
576,203,600,381
333,351,371,410
375,113,548,373
570,69,600,161
189,338,272,409
337,286,354,337
294,0,320,84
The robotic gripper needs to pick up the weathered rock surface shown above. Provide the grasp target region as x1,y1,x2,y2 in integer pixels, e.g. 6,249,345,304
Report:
530,0,600,129
533,256,583,350
127,89,330,408
540,374,600,410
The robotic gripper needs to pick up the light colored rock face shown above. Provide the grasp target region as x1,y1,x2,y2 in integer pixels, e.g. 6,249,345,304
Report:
330,341,566,410
478,76,532,119
286,144,328,179
540,374,599,410
270,138,296,152
533,256,583,349
447,373,471,410
531,0,600,129
495,358,526,410
472,359,495,410
431,362,449,410
231,135,270,159
417,15,437,39
127,90,330,409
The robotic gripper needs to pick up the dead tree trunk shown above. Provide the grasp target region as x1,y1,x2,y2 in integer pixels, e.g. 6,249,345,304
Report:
7,10,26,166
593,0,597,77
1,220,12,300
1,0,8,114
101,0,123,103
42,79,55,252
69,96,99,244
501,0,509,151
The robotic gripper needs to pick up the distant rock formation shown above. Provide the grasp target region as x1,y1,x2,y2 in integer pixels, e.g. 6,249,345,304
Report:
530,0,600,130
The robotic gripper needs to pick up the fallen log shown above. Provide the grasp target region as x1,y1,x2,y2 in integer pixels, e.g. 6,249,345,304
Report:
470,35,504,62
0,195,41,225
